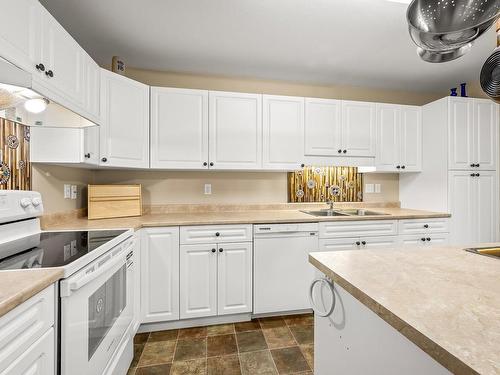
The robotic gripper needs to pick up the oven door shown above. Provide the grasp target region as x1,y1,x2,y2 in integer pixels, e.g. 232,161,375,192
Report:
60,240,134,375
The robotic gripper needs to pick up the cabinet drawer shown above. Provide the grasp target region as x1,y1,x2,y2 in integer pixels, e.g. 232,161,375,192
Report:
180,225,252,245
0,285,55,373
398,218,449,235
400,234,450,247
319,238,358,251
319,220,398,239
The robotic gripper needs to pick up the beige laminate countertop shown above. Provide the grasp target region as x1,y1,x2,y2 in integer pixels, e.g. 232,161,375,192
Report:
0,268,63,318
41,207,450,231
309,246,500,375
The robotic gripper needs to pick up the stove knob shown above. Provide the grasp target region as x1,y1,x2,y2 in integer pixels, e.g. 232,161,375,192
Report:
32,197,42,207
20,198,32,208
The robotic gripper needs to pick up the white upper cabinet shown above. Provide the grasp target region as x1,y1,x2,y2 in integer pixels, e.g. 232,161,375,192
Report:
400,106,422,171
99,69,150,168
473,99,498,171
209,91,262,170
376,104,422,172
448,98,474,170
83,53,100,122
150,87,209,169
262,95,304,170
304,98,341,157
341,100,376,157
0,0,41,74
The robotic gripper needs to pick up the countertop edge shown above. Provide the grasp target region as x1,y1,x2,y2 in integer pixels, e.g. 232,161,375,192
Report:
0,268,64,318
308,255,478,375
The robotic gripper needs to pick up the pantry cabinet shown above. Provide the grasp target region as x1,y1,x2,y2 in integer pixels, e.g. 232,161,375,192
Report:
150,87,209,169
448,98,498,171
209,91,262,170
99,69,150,168
140,228,180,323
448,171,497,245
376,104,422,172
262,95,305,170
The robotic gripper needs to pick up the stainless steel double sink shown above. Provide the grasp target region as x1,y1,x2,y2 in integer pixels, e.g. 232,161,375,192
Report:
300,209,389,217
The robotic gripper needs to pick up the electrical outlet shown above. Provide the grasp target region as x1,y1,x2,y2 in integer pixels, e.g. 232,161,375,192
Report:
71,185,77,199
375,184,381,193
204,184,212,195
365,183,374,193
64,184,71,199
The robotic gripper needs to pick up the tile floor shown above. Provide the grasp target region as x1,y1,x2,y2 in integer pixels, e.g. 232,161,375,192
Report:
128,313,314,375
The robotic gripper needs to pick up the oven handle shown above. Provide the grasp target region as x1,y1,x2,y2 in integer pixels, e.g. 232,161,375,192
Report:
61,240,134,296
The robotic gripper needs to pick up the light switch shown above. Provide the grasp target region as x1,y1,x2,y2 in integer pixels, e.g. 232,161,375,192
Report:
204,184,212,195
365,183,374,193
375,184,381,193
71,185,77,199
64,184,71,199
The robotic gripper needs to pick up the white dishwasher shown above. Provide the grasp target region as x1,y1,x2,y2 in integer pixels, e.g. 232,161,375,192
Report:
254,223,319,315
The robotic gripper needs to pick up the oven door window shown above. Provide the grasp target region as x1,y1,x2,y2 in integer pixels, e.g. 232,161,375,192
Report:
88,264,127,360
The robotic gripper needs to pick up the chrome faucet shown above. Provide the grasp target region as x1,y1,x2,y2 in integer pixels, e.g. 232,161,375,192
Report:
326,200,334,210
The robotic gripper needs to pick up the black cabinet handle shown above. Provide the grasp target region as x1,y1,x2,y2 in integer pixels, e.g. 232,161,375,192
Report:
84,153,91,158
476,164,480,167
401,165,406,169
396,165,401,169
215,232,220,237
423,224,429,229
361,241,366,245
203,162,208,166
426,238,431,242
209,162,214,167
101,157,107,162
355,241,361,246
35,63,45,72
421,238,426,242
301,163,305,168
475,173,480,177
219,248,223,252
337,149,342,154
343,149,347,154
211,248,216,253
45,70,54,78
470,163,475,167
470,173,475,177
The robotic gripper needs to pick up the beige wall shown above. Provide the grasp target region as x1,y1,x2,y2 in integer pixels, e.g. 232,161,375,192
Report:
34,69,487,213
32,164,94,214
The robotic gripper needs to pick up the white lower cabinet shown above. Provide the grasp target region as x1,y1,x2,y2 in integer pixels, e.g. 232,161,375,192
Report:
319,236,399,251
132,234,141,333
180,242,252,319
140,228,180,323
400,234,450,247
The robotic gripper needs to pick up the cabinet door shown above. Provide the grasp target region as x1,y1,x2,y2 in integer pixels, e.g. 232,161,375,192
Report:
100,69,150,168
448,171,474,245
83,54,100,122
448,98,473,170
151,87,209,169
141,228,180,323
30,127,83,163
473,99,498,171
262,95,304,170
132,234,141,332
375,104,400,171
304,98,341,156
83,126,99,165
400,106,422,172
39,7,84,107
180,244,217,319
1,328,54,375
341,100,376,157
475,171,497,243
361,236,399,250
217,242,252,315
0,0,41,74
209,91,262,170
319,238,359,251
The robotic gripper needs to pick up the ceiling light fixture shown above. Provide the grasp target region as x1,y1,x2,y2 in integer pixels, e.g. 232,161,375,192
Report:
24,98,49,114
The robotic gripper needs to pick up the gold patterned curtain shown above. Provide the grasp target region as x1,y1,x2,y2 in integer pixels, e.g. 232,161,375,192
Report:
288,166,363,203
0,118,31,190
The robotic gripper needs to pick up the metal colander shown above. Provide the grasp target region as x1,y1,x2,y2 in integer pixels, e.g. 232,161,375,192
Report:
407,0,500,62
480,20,500,102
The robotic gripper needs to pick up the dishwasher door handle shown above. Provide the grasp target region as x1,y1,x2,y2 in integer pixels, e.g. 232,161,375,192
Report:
309,277,336,317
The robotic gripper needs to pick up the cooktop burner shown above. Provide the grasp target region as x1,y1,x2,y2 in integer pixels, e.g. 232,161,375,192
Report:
0,230,127,270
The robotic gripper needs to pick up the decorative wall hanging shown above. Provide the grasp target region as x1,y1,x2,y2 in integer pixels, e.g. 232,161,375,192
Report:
0,118,31,190
288,166,363,203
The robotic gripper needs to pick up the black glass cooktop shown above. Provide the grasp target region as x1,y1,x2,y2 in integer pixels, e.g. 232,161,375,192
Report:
0,230,127,270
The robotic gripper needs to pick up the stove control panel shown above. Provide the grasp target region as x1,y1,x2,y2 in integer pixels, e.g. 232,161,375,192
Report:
0,190,44,224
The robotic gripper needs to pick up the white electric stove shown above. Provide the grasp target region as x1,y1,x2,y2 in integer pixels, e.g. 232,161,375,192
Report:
0,190,135,375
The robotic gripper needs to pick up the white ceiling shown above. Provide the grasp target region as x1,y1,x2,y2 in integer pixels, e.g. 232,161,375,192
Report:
40,0,496,92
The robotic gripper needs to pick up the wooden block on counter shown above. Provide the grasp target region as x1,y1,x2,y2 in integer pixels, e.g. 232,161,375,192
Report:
88,184,142,220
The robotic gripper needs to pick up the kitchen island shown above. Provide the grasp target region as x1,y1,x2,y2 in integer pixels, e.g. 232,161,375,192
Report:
309,245,500,375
